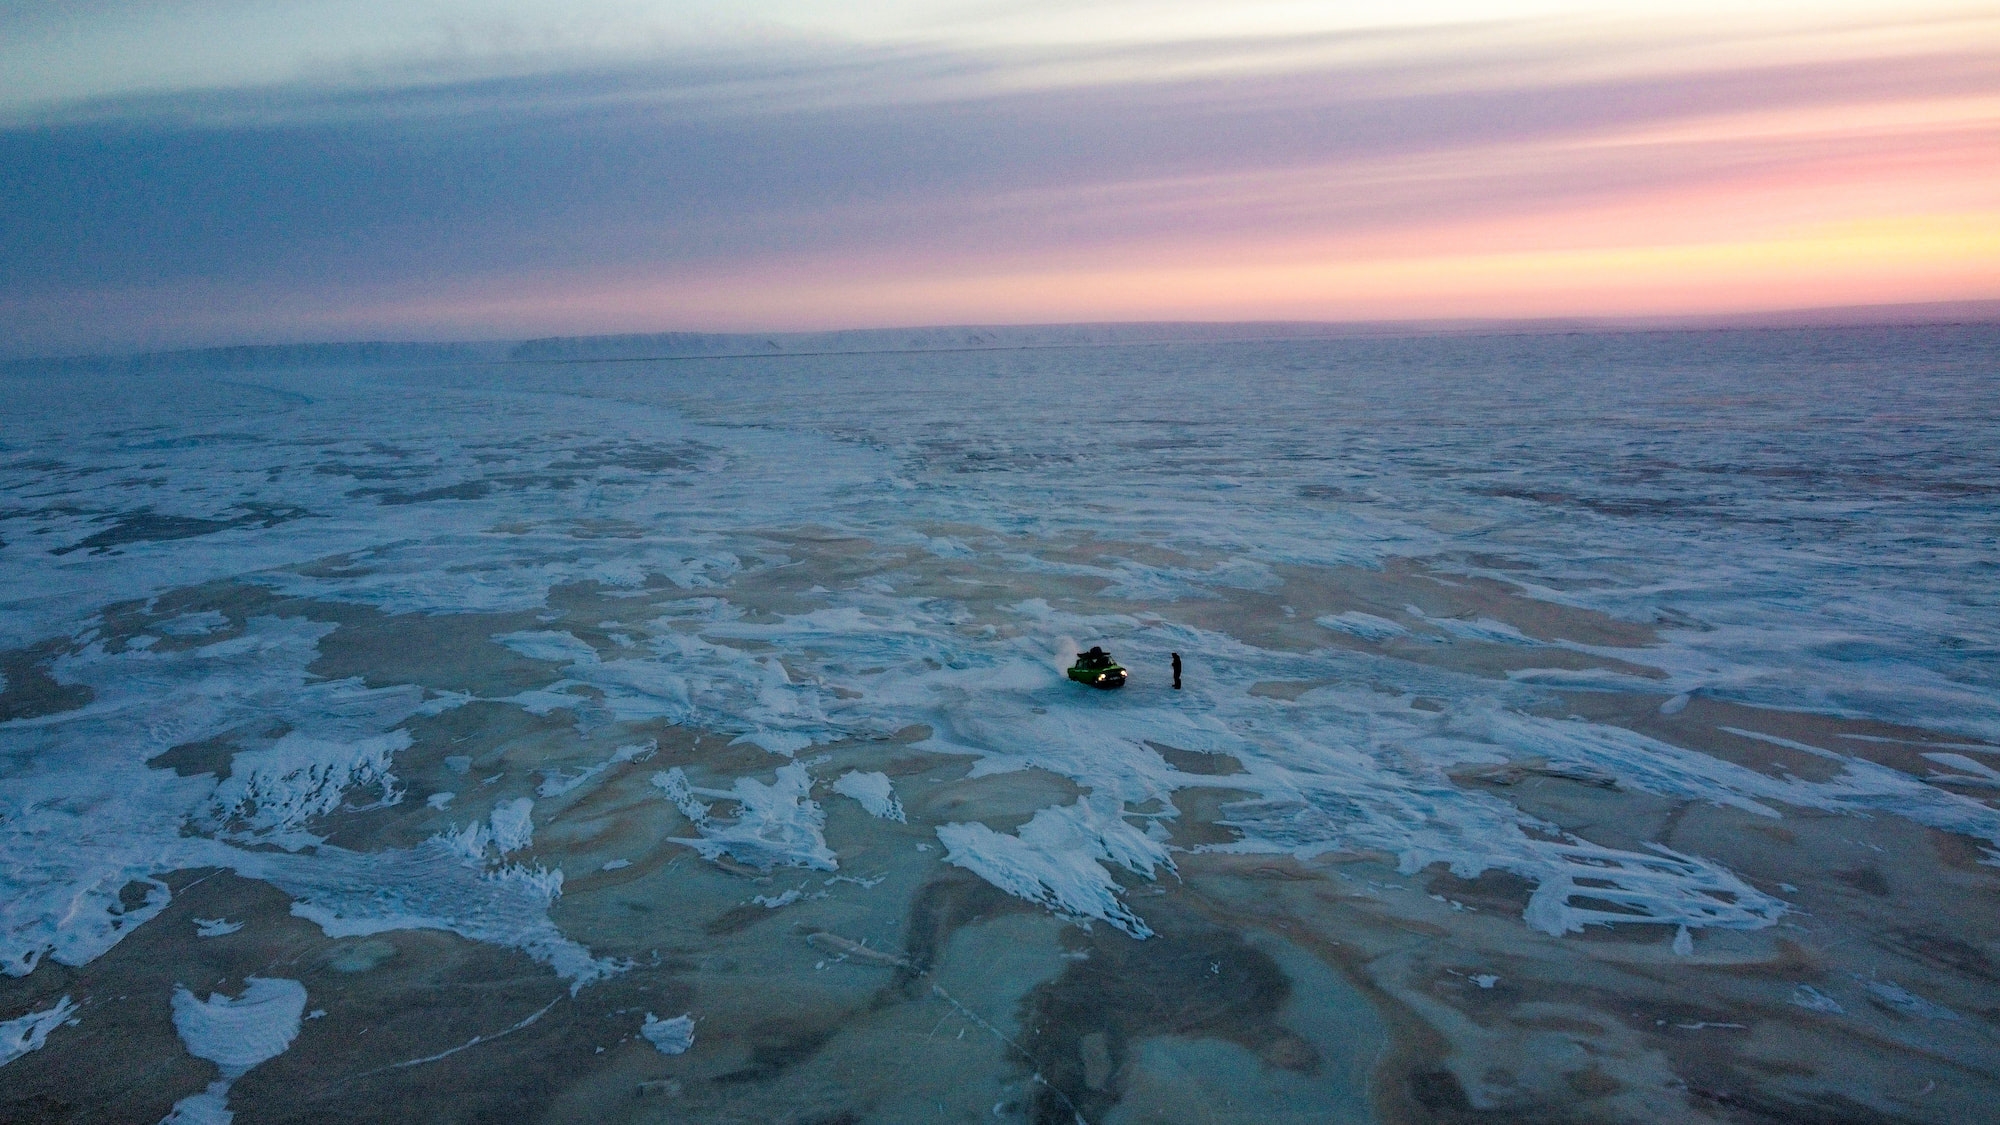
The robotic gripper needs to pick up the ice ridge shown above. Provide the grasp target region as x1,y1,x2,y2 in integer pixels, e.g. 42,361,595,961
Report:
938,797,1173,937
653,763,838,871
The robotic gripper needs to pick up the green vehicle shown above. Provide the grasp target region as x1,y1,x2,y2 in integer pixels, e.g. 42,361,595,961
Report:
1067,645,1127,690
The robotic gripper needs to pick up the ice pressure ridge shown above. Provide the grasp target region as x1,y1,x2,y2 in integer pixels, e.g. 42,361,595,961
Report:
653,763,838,872
939,797,1175,937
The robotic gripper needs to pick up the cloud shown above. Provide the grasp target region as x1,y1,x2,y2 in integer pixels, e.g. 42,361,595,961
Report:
2,8,1995,353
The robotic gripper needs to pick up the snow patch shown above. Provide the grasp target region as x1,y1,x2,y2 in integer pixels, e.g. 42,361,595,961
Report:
832,771,905,822
0,996,76,1067
641,1012,695,1055
158,612,229,637
170,977,305,1078
1862,979,1959,1021
159,1083,233,1125
234,837,615,989
163,977,306,1125
489,798,534,854
536,740,656,797
1790,984,1843,1014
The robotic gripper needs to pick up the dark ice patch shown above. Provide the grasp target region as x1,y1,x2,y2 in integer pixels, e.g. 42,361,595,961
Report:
304,605,558,697
1015,908,1316,1124
351,480,494,505
712,1017,845,1085
118,432,264,451
547,439,715,474
312,461,437,481
1834,867,1891,897
0,868,669,1125
1148,741,1246,776
0,641,92,721
1425,868,1537,913
896,870,1034,987
1876,928,1998,982
50,504,308,555
150,729,281,779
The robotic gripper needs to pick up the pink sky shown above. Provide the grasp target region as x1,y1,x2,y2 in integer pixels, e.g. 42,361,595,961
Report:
2,2,1996,350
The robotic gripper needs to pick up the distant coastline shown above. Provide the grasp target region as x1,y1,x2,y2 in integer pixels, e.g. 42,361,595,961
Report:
8,298,1997,374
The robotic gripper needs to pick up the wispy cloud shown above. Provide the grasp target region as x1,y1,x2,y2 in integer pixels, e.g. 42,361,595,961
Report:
2,3,1995,353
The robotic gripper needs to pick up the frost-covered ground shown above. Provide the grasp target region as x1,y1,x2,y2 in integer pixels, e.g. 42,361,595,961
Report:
1,325,1996,1123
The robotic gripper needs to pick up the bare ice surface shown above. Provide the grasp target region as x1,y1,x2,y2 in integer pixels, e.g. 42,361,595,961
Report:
2,325,1998,1122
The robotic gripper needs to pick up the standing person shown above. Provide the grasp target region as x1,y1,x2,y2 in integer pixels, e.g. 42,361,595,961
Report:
1171,652,1182,690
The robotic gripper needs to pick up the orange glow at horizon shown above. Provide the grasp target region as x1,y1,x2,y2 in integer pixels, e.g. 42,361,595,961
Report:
344,212,1995,337
49,19,1996,349
293,92,2000,337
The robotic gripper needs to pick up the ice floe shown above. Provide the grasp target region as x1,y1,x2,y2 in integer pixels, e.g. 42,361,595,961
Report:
5,333,1999,1037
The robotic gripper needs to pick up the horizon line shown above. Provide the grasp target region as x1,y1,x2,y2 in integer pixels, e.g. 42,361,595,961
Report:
8,297,1998,371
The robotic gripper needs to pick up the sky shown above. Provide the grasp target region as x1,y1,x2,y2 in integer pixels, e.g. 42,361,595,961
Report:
1,1,1996,354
